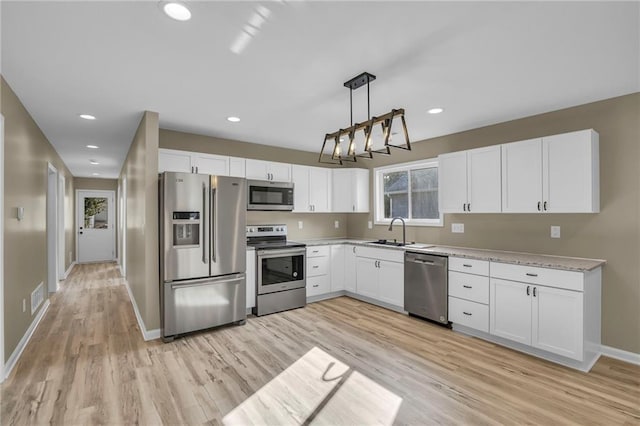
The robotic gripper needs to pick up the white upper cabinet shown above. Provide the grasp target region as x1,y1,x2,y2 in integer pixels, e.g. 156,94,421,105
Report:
158,149,230,175
332,168,369,213
439,146,502,213
502,129,599,213
191,153,229,175
245,159,292,182
158,149,193,173
293,165,332,212
229,157,246,178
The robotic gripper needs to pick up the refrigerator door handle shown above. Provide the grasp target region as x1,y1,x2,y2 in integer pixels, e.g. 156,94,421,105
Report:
202,183,207,264
169,273,245,290
211,187,216,263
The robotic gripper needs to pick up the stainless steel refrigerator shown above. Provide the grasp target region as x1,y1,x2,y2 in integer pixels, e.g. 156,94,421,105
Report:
159,172,247,342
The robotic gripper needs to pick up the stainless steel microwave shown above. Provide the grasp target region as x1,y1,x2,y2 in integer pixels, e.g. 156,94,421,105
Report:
247,180,294,211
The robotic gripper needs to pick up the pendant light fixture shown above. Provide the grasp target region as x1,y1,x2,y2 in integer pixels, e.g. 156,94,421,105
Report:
319,72,411,165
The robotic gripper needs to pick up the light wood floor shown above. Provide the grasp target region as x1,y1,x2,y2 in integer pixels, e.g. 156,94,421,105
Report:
2,262,639,425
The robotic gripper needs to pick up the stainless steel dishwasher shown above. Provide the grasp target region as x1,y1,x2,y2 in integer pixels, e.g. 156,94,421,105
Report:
404,252,449,325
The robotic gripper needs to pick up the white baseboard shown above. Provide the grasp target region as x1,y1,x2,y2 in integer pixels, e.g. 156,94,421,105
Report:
601,345,640,366
63,261,76,279
122,277,160,341
3,299,51,382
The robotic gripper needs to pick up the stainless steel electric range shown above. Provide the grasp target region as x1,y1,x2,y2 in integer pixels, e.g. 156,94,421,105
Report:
247,225,306,316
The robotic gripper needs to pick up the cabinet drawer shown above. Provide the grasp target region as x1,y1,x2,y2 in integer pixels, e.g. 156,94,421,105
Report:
357,246,404,263
307,275,330,297
449,297,489,333
449,257,489,275
307,256,329,277
448,271,489,304
490,262,583,291
307,246,330,258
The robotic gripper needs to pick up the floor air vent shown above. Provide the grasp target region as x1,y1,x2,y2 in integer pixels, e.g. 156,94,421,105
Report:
31,282,44,315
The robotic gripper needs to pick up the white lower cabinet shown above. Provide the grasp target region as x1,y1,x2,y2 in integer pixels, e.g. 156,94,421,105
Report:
449,297,489,333
448,257,490,333
355,247,404,309
344,245,357,292
307,275,330,297
330,245,345,292
306,246,331,299
246,249,256,310
489,278,532,345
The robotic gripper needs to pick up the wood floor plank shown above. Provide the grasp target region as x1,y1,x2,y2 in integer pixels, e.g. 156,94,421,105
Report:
2,262,639,425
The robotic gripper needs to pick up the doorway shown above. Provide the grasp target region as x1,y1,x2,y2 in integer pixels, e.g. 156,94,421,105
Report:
120,177,127,277
76,190,116,263
58,174,65,279
47,163,59,293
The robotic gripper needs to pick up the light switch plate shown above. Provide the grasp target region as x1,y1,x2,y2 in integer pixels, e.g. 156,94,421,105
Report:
334,220,339,229
452,223,464,233
367,221,373,229
551,226,561,238
298,221,303,230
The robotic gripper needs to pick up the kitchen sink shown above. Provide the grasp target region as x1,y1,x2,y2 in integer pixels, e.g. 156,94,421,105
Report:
368,239,405,247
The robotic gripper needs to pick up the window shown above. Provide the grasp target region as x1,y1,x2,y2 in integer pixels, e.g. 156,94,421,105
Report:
374,158,442,226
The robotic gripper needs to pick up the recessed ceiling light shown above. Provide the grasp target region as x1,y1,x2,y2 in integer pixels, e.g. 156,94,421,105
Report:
427,107,444,114
92,173,100,176
79,114,96,120
162,2,191,21
89,160,100,165
86,145,99,149
227,116,241,122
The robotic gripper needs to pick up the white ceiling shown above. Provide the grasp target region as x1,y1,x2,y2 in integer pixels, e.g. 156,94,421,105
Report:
2,1,639,179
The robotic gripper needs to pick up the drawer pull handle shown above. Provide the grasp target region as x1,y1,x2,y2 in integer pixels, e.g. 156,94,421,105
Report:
526,273,538,277
313,284,319,288
463,285,472,289
463,311,472,316
313,265,319,268
312,250,319,253
463,264,472,268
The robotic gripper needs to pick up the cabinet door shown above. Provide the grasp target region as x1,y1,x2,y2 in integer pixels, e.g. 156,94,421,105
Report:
332,169,352,212
356,257,378,299
309,167,332,212
467,146,502,213
292,165,311,212
331,245,345,292
352,169,370,212
307,275,330,297
501,138,542,213
269,161,292,182
192,153,229,175
245,159,269,180
246,250,256,309
532,285,583,360
378,260,404,308
344,245,357,292
438,151,468,213
543,130,598,213
159,149,193,173
490,278,531,345
229,157,246,178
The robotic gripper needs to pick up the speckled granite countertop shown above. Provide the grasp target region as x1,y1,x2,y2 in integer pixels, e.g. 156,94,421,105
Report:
293,238,605,272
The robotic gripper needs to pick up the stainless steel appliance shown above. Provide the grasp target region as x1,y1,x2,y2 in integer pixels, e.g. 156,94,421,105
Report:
159,172,247,342
404,252,449,325
247,180,294,211
247,225,306,316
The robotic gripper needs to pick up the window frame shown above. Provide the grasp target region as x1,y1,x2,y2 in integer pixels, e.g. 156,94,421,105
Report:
373,158,443,227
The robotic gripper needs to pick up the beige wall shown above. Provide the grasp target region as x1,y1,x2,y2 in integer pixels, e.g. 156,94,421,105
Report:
119,111,159,330
1,76,76,362
74,177,117,191
347,93,640,353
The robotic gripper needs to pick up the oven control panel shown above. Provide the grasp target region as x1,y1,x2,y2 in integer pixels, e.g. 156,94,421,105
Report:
246,224,287,237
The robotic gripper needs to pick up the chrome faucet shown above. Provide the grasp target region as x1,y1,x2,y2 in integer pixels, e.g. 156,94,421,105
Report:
388,217,406,246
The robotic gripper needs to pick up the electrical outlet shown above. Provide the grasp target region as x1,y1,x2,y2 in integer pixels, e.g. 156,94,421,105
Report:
334,220,340,229
367,221,373,229
22,299,26,313
551,226,561,238
298,221,303,230
452,223,465,233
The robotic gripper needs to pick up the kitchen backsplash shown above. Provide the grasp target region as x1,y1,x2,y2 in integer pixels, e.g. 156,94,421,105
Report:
247,212,349,240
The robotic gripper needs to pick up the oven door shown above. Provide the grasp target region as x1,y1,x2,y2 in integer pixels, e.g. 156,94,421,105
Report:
257,248,306,295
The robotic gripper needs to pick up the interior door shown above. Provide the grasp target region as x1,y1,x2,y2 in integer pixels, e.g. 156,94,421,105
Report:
77,190,116,263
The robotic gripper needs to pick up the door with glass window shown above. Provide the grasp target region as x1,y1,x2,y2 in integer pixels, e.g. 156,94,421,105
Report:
77,190,116,263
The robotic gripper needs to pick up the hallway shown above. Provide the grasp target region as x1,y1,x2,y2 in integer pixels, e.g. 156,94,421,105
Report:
2,263,639,425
